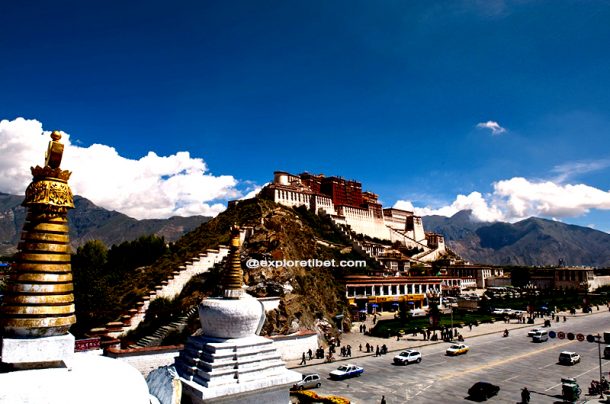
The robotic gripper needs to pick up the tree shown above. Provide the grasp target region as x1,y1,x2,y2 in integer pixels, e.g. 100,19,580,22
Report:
399,300,411,323
71,240,113,336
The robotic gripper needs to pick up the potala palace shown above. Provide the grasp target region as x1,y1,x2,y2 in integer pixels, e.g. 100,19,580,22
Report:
260,171,447,264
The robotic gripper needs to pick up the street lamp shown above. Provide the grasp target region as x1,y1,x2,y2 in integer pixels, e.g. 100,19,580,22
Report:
597,334,604,399
450,305,454,332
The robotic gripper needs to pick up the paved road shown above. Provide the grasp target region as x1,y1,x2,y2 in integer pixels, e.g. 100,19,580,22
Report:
294,312,610,403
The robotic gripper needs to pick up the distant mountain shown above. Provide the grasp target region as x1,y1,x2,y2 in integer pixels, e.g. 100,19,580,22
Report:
0,193,211,256
423,210,610,267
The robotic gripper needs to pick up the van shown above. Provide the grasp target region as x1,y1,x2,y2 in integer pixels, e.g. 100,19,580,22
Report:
532,330,549,342
604,345,610,359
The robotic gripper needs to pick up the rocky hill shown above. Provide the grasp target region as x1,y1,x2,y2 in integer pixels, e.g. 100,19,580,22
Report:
423,210,610,267
123,198,373,341
0,193,210,256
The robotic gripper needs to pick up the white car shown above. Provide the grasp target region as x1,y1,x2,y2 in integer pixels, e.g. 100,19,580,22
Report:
527,328,544,337
558,351,581,365
393,350,422,365
329,364,364,380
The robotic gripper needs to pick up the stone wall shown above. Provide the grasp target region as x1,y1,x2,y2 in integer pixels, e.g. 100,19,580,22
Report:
267,331,319,361
259,297,281,312
106,346,182,377
590,275,610,291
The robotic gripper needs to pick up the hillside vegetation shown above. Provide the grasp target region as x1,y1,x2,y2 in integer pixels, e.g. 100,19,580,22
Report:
72,198,376,339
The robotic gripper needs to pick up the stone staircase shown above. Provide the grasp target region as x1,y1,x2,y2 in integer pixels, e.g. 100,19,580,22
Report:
329,218,386,268
88,245,230,343
129,306,199,349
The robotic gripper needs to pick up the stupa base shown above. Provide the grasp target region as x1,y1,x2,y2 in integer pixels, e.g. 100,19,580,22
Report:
0,333,74,370
175,334,301,404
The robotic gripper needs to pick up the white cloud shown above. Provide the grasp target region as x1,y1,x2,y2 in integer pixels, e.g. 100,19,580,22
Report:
395,192,504,222
550,159,610,183
240,183,267,200
394,177,610,223
476,120,506,135
0,117,247,219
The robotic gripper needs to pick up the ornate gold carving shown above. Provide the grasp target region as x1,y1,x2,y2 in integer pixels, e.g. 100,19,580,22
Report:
23,178,74,209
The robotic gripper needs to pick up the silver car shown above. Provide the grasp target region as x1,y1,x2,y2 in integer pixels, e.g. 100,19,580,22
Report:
292,373,322,390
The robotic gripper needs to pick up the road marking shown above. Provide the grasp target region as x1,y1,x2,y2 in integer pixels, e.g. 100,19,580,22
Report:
437,339,575,381
538,363,555,369
412,384,433,397
544,383,560,392
544,363,609,391
504,375,520,381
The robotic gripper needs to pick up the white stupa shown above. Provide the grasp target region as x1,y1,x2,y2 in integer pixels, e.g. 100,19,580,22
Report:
174,226,301,403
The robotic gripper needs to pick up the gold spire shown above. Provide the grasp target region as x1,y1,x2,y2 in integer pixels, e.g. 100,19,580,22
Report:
222,225,243,299
0,131,76,337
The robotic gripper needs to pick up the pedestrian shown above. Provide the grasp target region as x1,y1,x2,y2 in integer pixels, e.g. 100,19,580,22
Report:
375,345,380,357
307,348,313,360
359,343,362,352
366,342,370,352
469,323,472,331
563,316,566,322
521,387,530,403
300,352,306,365
359,324,363,333
347,345,352,357
380,395,387,404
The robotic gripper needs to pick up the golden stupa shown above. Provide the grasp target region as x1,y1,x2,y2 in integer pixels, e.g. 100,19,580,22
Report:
221,225,243,298
0,131,76,337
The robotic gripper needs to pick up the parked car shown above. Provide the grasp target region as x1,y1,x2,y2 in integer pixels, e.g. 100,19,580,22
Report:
527,328,544,337
558,351,581,365
468,381,500,400
393,350,422,365
329,364,364,380
446,344,469,356
291,373,321,390
604,345,610,359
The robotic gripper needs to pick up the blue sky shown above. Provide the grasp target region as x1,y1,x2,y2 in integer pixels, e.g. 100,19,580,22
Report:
1,1,610,230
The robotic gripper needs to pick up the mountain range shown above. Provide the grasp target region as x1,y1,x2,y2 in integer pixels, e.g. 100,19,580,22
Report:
0,193,210,256
423,210,610,267
2,191,609,267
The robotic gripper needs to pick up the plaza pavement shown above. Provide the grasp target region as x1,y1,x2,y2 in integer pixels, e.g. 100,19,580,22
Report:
285,306,609,370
